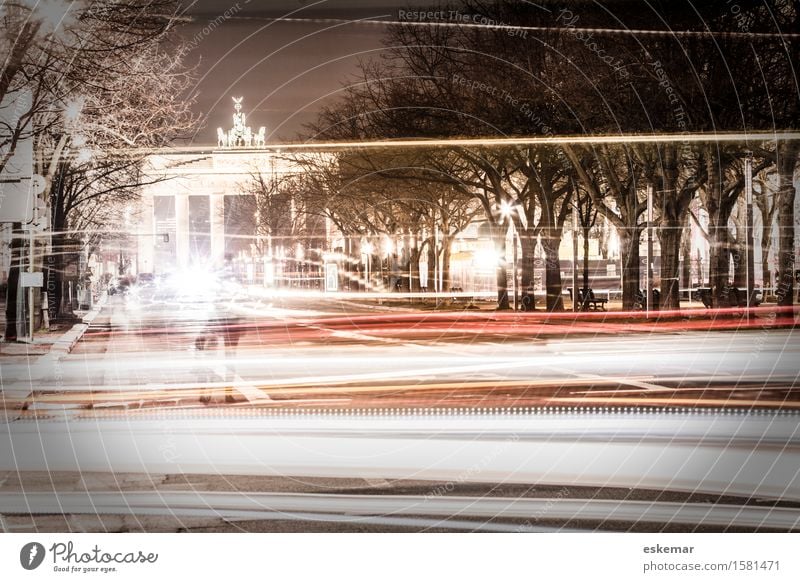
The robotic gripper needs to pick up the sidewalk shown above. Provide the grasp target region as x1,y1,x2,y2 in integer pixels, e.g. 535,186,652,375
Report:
0,294,108,362
343,296,716,313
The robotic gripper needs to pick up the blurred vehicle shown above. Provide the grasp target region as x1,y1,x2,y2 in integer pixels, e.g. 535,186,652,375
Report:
136,272,156,288
126,273,159,306
108,276,133,295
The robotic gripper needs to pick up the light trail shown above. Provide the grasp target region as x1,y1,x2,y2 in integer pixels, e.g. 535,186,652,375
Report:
50,131,800,160
6,374,800,406
241,15,800,41
3,410,799,502
2,490,797,530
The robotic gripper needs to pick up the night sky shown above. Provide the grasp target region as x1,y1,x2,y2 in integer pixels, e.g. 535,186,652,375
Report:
180,1,418,143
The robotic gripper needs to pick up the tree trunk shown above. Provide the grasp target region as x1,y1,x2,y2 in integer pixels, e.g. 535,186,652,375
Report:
375,249,383,290
755,192,775,292
775,142,798,307
408,233,420,293
540,234,564,311
4,223,23,341
680,221,692,293
618,228,641,310
343,235,354,291
582,226,590,291
705,153,740,308
519,231,536,310
490,224,509,309
426,240,436,293
709,226,733,307
761,233,772,293
402,232,411,292
732,240,746,288
731,202,748,289
441,235,452,292
658,219,683,310
371,251,379,290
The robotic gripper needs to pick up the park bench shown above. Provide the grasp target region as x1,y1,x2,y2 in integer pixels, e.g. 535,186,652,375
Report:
582,288,608,311
568,287,608,311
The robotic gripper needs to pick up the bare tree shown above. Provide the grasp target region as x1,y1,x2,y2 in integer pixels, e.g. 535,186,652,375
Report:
308,0,799,312
565,145,647,309
753,171,780,292
3,2,197,335
1,0,188,174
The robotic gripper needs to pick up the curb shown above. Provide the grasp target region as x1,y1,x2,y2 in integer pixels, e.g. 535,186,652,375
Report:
48,294,108,357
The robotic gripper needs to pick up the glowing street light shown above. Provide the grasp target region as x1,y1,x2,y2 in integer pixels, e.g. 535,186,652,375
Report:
499,200,514,220
382,236,394,257
63,96,84,124
498,200,521,310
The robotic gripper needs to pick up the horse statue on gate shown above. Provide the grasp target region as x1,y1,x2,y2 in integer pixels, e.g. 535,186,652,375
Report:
254,127,266,147
221,97,266,148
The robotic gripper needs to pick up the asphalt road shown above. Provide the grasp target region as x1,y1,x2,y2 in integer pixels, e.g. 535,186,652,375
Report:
2,293,798,412
1,292,798,532
2,409,799,532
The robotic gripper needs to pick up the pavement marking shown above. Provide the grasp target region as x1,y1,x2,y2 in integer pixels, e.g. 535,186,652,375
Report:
546,395,797,408
208,359,273,403
544,365,669,391
363,478,394,488
297,320,419,349
572,386,793,396
27,403,82,418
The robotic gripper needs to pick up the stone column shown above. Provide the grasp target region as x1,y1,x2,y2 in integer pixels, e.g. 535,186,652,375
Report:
137,195,155,274
211,193,225,263
175,194,190,269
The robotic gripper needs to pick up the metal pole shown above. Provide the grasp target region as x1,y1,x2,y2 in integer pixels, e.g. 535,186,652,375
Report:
744,154,753,321
512,223,518,311
572,203,579,312
646,184,654,318
27,202,37,342
28,227,34,341
434,224,439,307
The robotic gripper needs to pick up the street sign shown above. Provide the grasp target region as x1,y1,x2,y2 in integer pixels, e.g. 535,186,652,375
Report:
30,173,46,194
21,272,43,287
0,177,35,222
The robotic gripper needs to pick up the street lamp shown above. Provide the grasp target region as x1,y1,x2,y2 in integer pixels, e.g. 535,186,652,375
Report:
361,240,374,291
499,200,520,310
744,153,754,320
572,202,579,312
645,184,654,318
